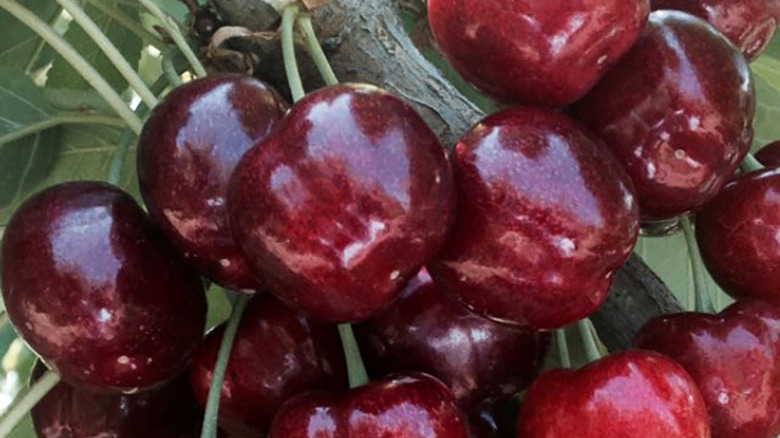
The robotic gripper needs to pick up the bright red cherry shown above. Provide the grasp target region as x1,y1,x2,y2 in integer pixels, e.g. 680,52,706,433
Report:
355,269,550,410
651,0,780,59
268,373,469,438
695,168,780,304
189,294,347,437
229,84,456,323
31,362,202,438
428,107,640,329
636,300,780,438
427,0,650,106
0,182,207,392
517,351,711,438
573,11,755,220
138,74,288,292
756,141,780,166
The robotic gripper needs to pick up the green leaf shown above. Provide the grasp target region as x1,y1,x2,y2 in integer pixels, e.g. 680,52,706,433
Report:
47,2,143,91
0,0,61,69
637,233,733,313
753,73,780,150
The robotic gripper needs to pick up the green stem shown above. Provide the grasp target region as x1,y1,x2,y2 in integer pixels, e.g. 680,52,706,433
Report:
162,52,183,87
86,0,166,49
0,0,143,134
577,318,603,364
201,294,251,438
107,130,135,186
0,114,126,146
681,216,715,314
742,153,765,173
57,0,159,107
555,329,571,368
338,324,369,388
0,371,60,436
281,5,305,102
137,0,208,77
297,14,338,86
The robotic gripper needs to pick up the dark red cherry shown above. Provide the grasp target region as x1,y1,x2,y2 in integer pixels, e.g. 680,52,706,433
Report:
355,269,550,410
651,0,779,59
0,182,207,392
31,362,202,438
138,74,288,292
635,300,780,438
268,373,469,438
695,168,780,304
228,83,456,323
517,351,711,438
189,294,347,437
756,141,780,167
427,0,650,106
573,11,755,220
428,107,639,329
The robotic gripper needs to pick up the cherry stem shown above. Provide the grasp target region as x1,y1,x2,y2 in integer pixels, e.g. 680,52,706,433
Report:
297,14,338,86
681,216,715,314
136,0,208,77
577,318,603,363
338,323,370,388
742,153,765,173
0,370,60,436
555,329,572,368
108,76,169,185
56,0,159,108
86,0,166,49
0,0,143,134
282,5,305,102
200,293,251,438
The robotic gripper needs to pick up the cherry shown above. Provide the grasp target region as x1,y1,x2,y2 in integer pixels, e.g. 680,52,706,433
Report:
355,269,550,410
695,168,780,304
427,0,650,106
138,74,288,292
469,401,519,438
428,107,639,329
189,294,347,437
0,182,207,392
268,372,469,438
651,0,779,59
572,10,755,220
228,83,456,323
31,362,202,438
635,300,780,438
517,350,711,437
756,141,780,166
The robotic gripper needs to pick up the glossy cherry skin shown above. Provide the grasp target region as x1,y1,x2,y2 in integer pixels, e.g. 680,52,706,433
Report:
651,0,779,59
0,182,207,392
428,107,640,329
31,362,202,438
189,294,347,437
138,74,288,292
572,11,755,220
517,350,711,438
635,300,780,438
427,0,650,106
469,401,519,438
229,84,456,323
756,141,780,167
695,168,780,304
268,373,469,438
355,269,550,410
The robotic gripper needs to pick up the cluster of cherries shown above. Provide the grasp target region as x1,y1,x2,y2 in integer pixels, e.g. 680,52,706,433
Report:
1,0,779,437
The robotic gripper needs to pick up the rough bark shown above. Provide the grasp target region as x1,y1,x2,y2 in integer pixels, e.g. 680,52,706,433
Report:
210,0,684,349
